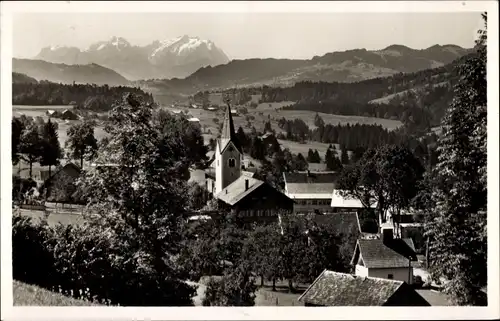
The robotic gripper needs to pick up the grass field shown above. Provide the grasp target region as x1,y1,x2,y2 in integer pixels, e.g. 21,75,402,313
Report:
13,281,96,306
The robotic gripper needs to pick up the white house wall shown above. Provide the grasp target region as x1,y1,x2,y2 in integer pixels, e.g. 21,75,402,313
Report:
367,267,413,284
355,264,369,277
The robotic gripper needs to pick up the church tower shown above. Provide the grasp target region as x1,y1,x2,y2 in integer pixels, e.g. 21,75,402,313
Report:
215,103,242,194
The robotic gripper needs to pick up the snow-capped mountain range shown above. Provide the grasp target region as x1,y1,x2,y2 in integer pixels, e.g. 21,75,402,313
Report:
35,35,230,80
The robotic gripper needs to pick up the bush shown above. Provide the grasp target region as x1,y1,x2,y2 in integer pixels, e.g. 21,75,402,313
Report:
12,215,56,289
12,215,197,306
202,267,257,306
12,177,37,204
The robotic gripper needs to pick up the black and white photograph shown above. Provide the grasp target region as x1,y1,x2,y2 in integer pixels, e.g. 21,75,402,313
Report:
1,1,498,319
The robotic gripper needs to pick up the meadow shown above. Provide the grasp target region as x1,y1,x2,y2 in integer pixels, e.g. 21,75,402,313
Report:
13,281,97,306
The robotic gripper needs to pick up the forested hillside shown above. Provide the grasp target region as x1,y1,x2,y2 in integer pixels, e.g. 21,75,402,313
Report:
13,72,38,84
13,80,154,112
259,53,476,130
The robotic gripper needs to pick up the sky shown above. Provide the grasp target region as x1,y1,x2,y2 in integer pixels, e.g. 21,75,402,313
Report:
13,12,484,60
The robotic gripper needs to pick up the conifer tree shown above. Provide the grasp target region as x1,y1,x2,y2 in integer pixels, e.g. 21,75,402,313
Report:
39,119,62,177
424,13,487,306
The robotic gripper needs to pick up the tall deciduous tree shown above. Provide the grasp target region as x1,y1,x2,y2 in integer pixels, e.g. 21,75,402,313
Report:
337,145,424,227
66,120,98,169
39,119,62,177
77,93,199,305
202,262,257,306
424,13,487,306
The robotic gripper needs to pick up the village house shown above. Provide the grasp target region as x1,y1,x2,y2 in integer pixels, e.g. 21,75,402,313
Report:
298,270,430,306
351,223,417,284
283,171,337,214
214,176,294,224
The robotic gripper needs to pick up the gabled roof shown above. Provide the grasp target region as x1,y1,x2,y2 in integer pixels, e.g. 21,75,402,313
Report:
218,103,242,153
284,171,338,196
298,270,430,306
351,238,417,269
215,176,265,206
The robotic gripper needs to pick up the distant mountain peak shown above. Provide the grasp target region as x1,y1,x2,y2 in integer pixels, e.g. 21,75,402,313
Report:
381,44,413,52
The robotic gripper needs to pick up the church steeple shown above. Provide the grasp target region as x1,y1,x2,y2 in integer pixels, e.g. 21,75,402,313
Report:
219,102,241,153
215,101,243,194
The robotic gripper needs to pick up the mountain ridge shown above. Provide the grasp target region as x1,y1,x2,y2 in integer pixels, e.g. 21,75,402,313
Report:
34,35,230,80
138,43,473,95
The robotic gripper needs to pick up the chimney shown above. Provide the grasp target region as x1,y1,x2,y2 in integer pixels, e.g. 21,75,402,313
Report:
381,224,394,244
245,179,249,191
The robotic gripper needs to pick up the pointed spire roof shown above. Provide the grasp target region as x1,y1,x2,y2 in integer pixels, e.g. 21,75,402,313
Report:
219,102,241,153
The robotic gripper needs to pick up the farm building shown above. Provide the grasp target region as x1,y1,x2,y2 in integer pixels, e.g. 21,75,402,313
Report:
283,171,337,214
298,270,430,306
351,223,417,284
45,110,61,117
61,109,78,120
214,176,294,224
41,162,82,203
259,132,280,151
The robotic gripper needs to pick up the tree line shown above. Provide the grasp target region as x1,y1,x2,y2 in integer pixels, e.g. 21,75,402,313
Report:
12,115,99,177
275,114,439,170
12,81,153,112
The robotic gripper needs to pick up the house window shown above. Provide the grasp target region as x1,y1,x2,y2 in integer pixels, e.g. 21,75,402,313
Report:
228,158,236,168
388,274,394,280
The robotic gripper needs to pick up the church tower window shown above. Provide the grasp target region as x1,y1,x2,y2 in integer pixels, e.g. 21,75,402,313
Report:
228,158,236,168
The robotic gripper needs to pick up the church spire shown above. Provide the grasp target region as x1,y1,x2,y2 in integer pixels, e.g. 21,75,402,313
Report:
219,101,241,153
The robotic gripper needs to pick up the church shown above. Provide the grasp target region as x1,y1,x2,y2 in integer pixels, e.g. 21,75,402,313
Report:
203,103,294,223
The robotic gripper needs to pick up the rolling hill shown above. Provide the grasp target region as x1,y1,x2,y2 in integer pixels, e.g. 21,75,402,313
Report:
12,58,130,86
138,44,472,95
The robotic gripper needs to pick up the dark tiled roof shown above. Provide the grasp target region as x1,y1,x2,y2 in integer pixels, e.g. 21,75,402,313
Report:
215,176,265,206
298,270,406,306
307,212,361,237
284,171,338,195
353,238,417,269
